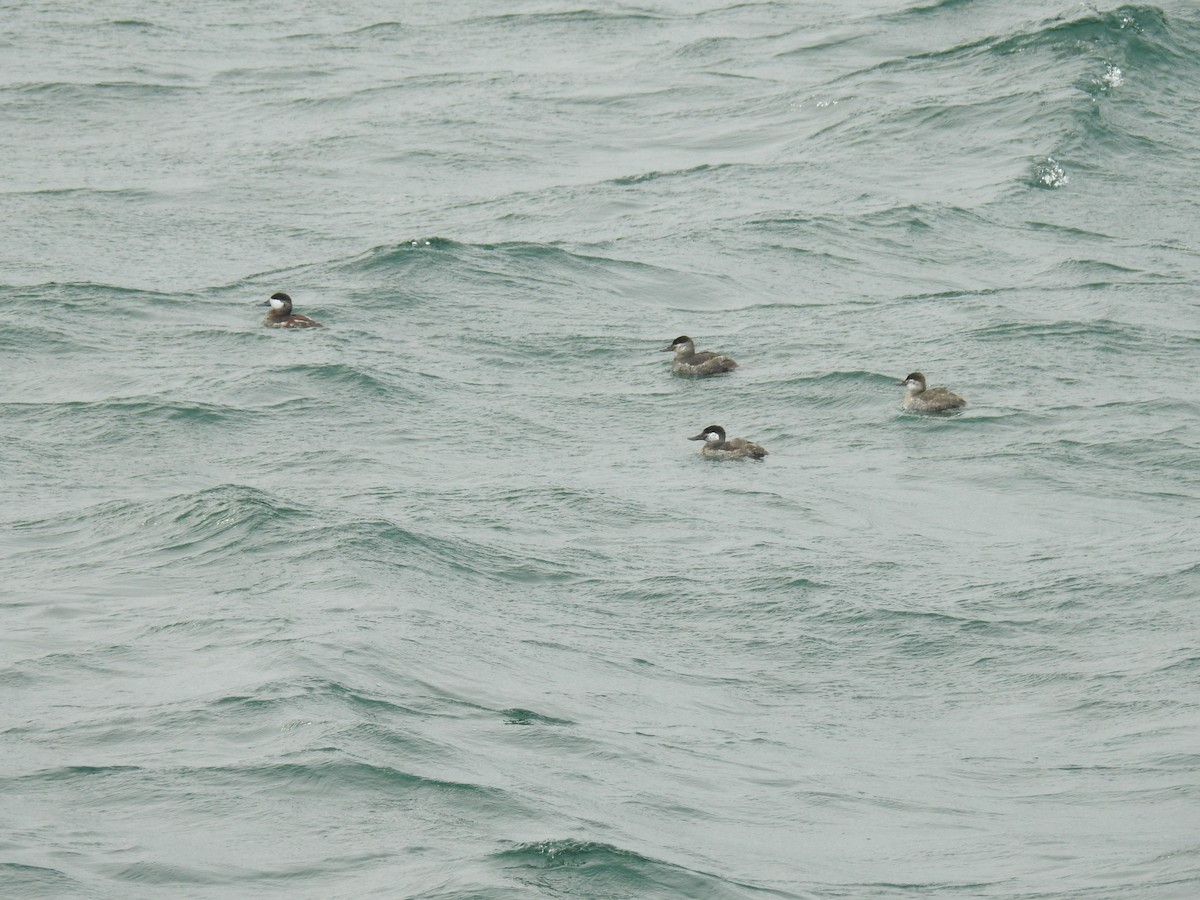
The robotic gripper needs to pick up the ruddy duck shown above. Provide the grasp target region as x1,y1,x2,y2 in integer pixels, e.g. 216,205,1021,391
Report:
898,372,965,412
259,292,323,328
688,424,767,459
662,335,737,376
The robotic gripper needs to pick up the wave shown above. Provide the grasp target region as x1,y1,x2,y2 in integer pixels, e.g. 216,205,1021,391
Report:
0,323,103,356
962,319,1171,359
106,19,166,30
492,839,794,899
331,515,597,587
472,9,672,28
0,185,160,201
7,485,307,575
2,80,196,99
7,484,593,593
0,280,179,304
744,202,992,249
783,4,1199,195
0,862,85,895
345,21,405,36
331,237,646,279
610,163,731,186
1046,429,1200,470
749,370,996,426
501,708,574,727
312,236,703,331
0,281,195,348
0,397,300,447
966,317,1125,337
237,758,511,799
7,756,518,812
212,678,432,717
880,5,1179,66
273,361,403,396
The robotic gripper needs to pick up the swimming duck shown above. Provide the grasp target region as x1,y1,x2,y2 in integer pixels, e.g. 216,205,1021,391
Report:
898,372,965,412
688,424,767,459
662,335,737,376
259,292,323,329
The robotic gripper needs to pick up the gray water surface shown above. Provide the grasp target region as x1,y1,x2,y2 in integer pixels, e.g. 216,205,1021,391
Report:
3,2,1199,897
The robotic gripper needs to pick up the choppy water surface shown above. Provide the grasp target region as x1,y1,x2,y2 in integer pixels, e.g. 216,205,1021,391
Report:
3,1,1199,897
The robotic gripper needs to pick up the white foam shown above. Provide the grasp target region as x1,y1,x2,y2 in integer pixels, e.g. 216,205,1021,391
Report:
1035,157,1069,188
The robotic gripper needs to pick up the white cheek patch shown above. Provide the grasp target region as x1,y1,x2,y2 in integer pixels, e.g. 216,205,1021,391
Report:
706,432,722,443
270,298,287,310
905,380,922,391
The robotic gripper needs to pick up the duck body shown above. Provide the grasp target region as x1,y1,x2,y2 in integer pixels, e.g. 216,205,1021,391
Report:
663,336,737,376
688,424,767,459
899,372,965,412
260,292,323,328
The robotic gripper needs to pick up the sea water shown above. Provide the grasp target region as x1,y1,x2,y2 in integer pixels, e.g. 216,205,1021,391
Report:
2,2,1199,897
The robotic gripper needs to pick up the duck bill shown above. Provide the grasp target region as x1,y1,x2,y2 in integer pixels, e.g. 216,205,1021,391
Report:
687,433,706,441
661,345,677,352
258,300,272,307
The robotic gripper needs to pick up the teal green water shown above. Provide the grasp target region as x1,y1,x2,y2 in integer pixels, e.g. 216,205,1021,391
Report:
3,2,1200,898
